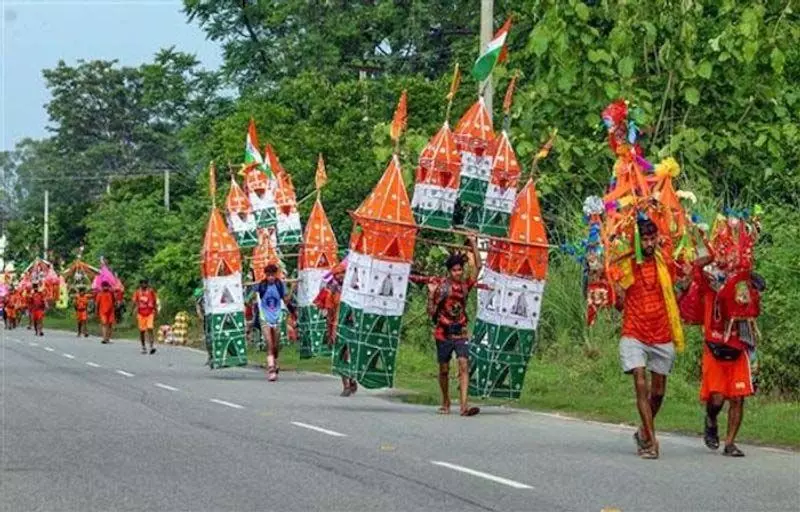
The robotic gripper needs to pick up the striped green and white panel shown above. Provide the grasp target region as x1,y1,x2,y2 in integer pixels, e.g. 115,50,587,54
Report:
277,210,302,246
228,212,259,248
332,252,410,389
412,183,458,229
296,268,329,358
203,273,247,368
248,187,277,228
458,152,492,206
468,268,546,398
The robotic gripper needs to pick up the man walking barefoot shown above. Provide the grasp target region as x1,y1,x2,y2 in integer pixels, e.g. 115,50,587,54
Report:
132,279,158,354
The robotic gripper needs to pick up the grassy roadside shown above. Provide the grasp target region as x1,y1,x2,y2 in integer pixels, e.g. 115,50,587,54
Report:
41,312,800,449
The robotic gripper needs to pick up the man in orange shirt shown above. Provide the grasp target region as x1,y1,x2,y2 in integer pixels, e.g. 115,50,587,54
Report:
74,286,91,338
618,217,681,459
4,286,17,329
29,284,48,337
132,279,158,354
95,281,116,344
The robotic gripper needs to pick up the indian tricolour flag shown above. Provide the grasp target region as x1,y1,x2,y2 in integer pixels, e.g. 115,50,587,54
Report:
245,119,264,167
471,18,512,82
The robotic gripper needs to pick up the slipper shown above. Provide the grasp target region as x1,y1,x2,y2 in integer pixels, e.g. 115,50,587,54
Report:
437,406,451,415
149,348,156,355
460,406,480,417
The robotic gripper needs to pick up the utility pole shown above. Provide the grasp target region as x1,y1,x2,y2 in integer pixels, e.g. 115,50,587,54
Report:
480,0,494,117
164,168,170,211
43,190,49,259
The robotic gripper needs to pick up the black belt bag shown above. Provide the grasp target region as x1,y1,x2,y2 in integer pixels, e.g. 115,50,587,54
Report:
707,342,742,361
446,323,465,336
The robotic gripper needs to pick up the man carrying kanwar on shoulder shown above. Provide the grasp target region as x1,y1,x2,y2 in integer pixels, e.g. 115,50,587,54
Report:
411,236,483,417
132,279,158,355
95,281,117,344
254,264,296,382
74,286,91,338
29,284,48,337
314,260,357,396
617,215,684,460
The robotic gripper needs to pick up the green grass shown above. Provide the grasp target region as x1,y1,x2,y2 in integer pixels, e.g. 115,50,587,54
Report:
42,309,800,449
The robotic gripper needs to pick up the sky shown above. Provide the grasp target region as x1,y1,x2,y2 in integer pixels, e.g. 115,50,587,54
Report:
0,0,224,151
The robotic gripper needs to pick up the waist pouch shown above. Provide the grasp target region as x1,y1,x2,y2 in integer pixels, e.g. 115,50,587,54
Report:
446,323,465,336
707,342,742,361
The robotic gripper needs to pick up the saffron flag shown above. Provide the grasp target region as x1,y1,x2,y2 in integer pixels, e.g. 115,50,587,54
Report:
471,18,512,82
315,153,328,190
245,118,263,167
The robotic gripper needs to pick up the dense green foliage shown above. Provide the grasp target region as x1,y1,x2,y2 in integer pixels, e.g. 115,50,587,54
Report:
2,0,798,396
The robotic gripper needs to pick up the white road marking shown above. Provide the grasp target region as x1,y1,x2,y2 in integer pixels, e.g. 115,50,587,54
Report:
430,461,533,490
29,342,39,347
86,362,101,368
115,370,135,377
290,421,347,437
209,399,244,409
154,383,179,392
62,353,75,359
44,347,55,352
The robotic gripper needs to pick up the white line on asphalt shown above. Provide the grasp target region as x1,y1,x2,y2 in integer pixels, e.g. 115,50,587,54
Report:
29,342,39,347
154,383,179,392
209,399,244,409
62,353,75,359
290,421,347,437
86,362,101,368
430,461,533,490
115,370,135,377
13,339,22,343
44,347,55,352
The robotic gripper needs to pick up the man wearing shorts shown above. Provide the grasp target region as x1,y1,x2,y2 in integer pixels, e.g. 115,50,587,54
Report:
132,279,158,354
95,281,116,344
413,237,483,417
74,286,90,337
617,217,682,459
254,264,295,381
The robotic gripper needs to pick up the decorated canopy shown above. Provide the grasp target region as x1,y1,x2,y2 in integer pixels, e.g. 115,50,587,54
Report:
225,176,258,248
470,179,549,399
297,195,339,358
454,98,495,221
334,155,418,389
202,206,247,369
62,259,99,290
411,122,462,229
250,228,282,282
265,144,303,247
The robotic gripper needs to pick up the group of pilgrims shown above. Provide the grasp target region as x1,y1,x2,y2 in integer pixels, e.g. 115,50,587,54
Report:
0,38,764,460
200,72,764,459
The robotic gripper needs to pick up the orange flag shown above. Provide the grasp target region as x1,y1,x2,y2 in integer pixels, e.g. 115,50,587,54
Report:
209,161,217,206
390,90,408,143
503,73,518,114
446,63,461,101
315,153,328,190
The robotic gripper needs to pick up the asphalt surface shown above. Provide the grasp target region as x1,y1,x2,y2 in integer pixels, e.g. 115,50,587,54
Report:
1,327,798,512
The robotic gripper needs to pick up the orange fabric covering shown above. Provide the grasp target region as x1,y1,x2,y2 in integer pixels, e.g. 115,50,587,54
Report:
454,98,495,153
225,177,252,214
486,179,548,279
95,290,115,316
202,208,242,277
415,122,461,189
243,164,269,194
488,131,521,189
299,197,338,271
352,156,417,262
700,346,753,401
251,229,281,281
621,259,672,344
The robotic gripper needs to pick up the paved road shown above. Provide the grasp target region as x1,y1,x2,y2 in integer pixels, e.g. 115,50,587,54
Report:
1,328,798,512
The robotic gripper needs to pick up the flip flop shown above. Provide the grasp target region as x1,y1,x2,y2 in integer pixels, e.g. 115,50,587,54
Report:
437,406,451,415
149,348,157,355
460,406,480,417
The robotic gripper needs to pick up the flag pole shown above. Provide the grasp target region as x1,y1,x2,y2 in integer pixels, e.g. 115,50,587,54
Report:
480,0,495,117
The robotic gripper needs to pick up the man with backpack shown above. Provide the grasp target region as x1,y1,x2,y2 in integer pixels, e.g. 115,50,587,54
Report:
412,237,483,417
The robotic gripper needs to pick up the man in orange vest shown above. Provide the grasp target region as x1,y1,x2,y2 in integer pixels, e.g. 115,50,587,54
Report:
132,279,158,354
74,286,91,338
95,281,117,344
617,217,680,460
29,284,48,337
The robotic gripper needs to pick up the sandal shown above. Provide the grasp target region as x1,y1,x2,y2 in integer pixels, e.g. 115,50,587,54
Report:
704,416,720,450
349,380,358,396
639,439,660,460
267,365,278,382
340,388,352,397
460,406,480,417
437,406,451,415
723,443,745,457
634,429,648,454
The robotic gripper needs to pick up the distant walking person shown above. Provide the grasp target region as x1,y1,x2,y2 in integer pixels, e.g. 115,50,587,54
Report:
132,279,158,354
95,281,116,344
29,284,47,337
74,286,91,337
254,264,295,382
